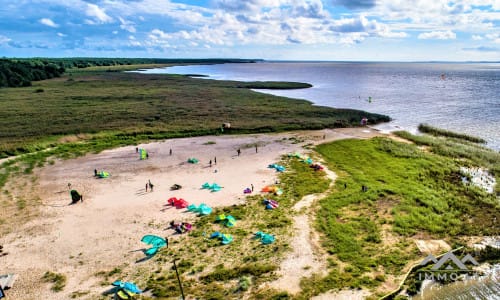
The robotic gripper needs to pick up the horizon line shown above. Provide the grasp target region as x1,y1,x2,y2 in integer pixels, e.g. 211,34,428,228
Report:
2,57,499,64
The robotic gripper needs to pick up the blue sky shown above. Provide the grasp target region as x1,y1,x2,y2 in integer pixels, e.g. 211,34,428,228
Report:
0,0,499,61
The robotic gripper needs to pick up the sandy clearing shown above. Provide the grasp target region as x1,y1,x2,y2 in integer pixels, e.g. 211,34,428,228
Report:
0,128,384,299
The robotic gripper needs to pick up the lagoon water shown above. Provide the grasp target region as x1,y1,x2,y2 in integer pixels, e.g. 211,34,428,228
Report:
141,62,500,151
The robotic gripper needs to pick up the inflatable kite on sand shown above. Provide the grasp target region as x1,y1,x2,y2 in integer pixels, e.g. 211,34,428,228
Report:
261,185,283,196
254,231,275,245
138,148,148,160
215,214,236,227
97,171,110,178
268,163,286,172
263,199,279,210
112,281,142,299
187,158,199,164
210,231,233,245
187,203,212,215
141,235,167,256
201,182,222,192
70,190,83,204
167,197,189,209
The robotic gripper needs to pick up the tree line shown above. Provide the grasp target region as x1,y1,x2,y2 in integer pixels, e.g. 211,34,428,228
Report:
0,57,260,88
0,59,65,87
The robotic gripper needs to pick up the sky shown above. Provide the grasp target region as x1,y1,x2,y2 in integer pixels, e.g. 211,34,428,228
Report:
0,0,499,61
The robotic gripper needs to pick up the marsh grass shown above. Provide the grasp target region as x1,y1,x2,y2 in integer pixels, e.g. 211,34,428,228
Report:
42,271,67,292
0,70,388,158
394,130,500,195
293,137,499,299
418,123,486,144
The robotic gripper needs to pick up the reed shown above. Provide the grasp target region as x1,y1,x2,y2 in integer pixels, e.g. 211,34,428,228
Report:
418,123,486,144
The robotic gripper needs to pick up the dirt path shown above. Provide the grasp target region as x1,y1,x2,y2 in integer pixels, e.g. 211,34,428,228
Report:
265,164,337,293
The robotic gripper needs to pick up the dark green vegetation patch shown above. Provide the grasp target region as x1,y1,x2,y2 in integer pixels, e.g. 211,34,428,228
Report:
0,67,388,158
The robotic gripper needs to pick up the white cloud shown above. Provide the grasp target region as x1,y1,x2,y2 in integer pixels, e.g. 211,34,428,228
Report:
12,0,492,58
57,32,66,37
0,35,11,44
418,30,456,39
40,18,58,28
213,0,286,12
119,17,136,33
485,33,500,43
86,3,112,23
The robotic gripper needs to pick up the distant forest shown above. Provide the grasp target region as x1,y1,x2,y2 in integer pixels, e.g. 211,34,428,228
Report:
0,58,259,88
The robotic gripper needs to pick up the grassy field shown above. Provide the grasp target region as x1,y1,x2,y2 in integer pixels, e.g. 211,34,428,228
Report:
0,65,389,158
300,137,499,299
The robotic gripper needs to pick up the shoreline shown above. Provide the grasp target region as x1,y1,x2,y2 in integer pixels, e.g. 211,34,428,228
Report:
145,62,499,152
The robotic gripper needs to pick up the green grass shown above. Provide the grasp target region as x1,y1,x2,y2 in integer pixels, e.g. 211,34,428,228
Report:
289,137,500,299
418,123,486,144
394,130,500,195
316,138,498,237
42,271,67,292
0,68,389,158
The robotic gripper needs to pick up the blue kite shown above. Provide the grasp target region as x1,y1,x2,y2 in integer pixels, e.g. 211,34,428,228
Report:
141,235,167,256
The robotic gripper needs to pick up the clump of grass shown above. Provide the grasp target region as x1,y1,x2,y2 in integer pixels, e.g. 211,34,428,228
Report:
42,271,67,292
418,123,486,144
201,263,277,283
203,141,216,145
69,291,89,298
237,276,252,291
15,197,26,209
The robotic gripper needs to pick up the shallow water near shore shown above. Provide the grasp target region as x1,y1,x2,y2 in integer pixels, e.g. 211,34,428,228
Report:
140,62,500,151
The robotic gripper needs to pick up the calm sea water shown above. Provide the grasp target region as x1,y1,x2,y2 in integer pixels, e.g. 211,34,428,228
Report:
140,62,500,151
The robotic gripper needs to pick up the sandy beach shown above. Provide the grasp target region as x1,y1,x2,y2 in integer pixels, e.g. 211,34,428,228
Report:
0,127,383,299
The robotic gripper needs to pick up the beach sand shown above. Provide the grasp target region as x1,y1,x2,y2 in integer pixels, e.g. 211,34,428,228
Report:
0,128,383,299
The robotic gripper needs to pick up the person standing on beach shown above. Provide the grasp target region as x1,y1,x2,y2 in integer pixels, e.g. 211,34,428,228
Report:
255,145,258,153
214,157,217,165
237,148,241,156
251,184,254,192
169,148,172,156
209,160,212,167
149,180,154,192
145,183,148,192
